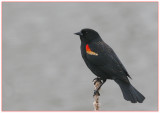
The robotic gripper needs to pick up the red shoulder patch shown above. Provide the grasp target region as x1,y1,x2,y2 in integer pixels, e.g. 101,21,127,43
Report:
86,44,91,52
86,44,98,56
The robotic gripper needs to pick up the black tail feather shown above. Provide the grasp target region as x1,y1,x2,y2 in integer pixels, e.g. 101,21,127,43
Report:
115,79,145,103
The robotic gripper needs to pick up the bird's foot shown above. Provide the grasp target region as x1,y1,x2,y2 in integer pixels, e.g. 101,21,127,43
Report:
92,77,101,85
93,90,100,96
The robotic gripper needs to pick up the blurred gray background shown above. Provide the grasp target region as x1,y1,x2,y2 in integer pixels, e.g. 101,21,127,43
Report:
2,2,158,111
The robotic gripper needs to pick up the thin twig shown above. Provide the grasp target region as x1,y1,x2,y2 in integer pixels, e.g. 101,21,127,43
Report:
93,79,102,111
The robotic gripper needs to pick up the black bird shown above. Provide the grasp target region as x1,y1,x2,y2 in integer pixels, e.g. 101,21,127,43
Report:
75,28,145,103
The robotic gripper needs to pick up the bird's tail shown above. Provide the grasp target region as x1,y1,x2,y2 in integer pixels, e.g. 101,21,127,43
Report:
114,79,145,103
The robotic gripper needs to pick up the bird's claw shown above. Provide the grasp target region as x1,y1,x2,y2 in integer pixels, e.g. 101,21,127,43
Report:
92,78,101,85
93,90,100,96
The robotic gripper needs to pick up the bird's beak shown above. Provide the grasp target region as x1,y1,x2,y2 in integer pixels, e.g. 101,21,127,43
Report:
74,32,83,36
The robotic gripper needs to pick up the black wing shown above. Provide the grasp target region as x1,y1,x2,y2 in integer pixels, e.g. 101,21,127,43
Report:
86,41,131,83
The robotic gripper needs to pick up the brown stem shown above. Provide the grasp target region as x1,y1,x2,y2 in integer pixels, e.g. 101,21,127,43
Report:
93,79,102,111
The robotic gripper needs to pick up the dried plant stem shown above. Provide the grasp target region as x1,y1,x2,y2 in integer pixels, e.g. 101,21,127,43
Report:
93,79,102,111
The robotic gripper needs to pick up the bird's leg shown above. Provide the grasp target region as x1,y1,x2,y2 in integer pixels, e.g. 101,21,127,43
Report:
93,78,106,96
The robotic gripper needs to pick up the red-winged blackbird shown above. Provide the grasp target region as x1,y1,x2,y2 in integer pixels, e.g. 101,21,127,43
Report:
75,28,145,103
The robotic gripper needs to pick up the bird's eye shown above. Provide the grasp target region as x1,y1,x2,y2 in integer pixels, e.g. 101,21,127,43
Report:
81,30,88,35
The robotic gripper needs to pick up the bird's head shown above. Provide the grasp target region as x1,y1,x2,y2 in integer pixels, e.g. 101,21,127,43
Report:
75,28,101,43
